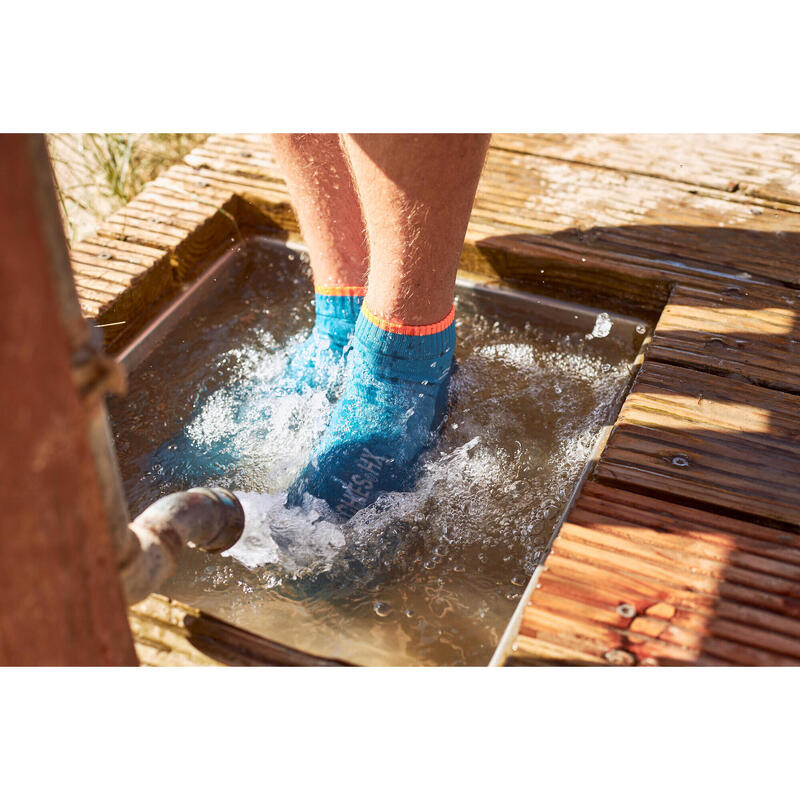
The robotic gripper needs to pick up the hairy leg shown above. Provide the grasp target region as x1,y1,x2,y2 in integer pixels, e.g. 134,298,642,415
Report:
266,135,369,395
269,134,368,287
342,134,490,325
288,134,491,518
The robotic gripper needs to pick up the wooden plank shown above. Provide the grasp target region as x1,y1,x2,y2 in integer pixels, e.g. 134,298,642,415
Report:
491,133,800,207
538,563,800,641
512,483,800,666
596,361,800,527
74,235,166,261
98,219,185,249
529,583,800,664
472,148,800,289
129,595,351,666
647,283,800,394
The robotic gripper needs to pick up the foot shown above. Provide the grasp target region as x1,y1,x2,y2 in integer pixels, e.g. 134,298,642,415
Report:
275,286,364,397
287,304,456,519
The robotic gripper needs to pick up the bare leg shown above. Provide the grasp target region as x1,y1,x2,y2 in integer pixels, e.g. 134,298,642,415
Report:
267,135,369,394
288,134,491,518
269,134,368,287
342,134,490,325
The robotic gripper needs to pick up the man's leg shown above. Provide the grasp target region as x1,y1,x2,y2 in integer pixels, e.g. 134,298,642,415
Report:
345,134,490,326
289,134,490,518
269,134,368,287
268,135,369,392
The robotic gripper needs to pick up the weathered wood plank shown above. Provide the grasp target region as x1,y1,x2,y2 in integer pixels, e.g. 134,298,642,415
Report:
129,595,350,666
473,148,800,289
595,361,800,526
512,483,800,666
491,133,800,207
647,283,800,394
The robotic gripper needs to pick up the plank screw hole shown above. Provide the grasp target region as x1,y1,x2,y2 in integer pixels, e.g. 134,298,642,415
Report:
635,324,647,335
98,253,112,260
604,649,636,666
616,603,636,618
671,455,690,468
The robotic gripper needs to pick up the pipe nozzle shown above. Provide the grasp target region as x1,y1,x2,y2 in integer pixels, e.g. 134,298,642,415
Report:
121,487,245,605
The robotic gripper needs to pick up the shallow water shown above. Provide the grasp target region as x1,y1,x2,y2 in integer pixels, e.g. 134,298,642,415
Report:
109,239,639,665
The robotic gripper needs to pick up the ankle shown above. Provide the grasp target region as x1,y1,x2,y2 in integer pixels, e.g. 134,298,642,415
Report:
313,285,365,345
352,302,456,385
363,288,454,329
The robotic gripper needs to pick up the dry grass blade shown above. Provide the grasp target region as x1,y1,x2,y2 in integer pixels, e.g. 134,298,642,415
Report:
47,133,208,242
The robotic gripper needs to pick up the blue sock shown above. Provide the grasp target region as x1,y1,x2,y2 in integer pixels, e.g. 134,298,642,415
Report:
277,285,364,395
287,303,456,519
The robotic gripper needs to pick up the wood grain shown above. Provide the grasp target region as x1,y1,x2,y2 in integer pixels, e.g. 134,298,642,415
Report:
647,283,800,394
595,361,800,527
129,595,350,666
491,133,800,206
512,483,800,666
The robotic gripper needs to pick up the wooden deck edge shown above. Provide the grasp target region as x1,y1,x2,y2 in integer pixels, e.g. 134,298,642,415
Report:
76,137,690,352
129,595,351,666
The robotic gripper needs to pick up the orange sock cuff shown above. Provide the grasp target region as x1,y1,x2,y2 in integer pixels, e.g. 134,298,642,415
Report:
314,284,367,297
361,303,455,336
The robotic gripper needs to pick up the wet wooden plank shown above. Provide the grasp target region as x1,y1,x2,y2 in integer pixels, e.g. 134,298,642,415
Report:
595,361,800,527
472,147,800,290
647,284,800,394
129,595,350,666
510,483,800,666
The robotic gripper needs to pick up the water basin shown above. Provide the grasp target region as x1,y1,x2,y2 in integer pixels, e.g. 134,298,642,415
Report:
108,236,649,666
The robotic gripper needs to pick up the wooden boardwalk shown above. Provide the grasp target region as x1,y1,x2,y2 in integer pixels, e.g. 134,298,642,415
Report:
69,134,800,666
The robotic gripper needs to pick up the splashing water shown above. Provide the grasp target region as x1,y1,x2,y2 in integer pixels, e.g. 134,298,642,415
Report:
108,239,637,665
590,311,613,339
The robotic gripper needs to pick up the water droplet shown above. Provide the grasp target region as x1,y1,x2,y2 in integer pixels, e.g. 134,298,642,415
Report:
635,324,647,335
405,609,415,618
591,312,613,338
373,601,392,617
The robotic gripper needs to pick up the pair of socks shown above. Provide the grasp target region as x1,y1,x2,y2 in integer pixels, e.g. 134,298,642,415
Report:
281,285,456,520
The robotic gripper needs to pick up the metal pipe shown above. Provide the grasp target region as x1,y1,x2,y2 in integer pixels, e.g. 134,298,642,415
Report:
121,488,245,605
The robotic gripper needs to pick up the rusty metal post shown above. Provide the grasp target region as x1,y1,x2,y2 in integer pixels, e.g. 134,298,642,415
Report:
0,134,138,665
